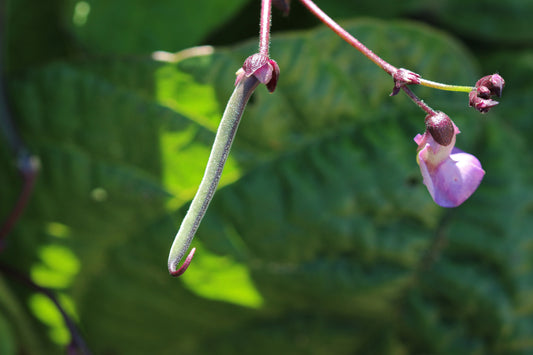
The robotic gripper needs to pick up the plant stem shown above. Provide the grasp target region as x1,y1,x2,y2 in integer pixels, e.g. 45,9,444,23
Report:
0,1,40,247
402,85,436,116
419,78,474,93
298,0,397,76
259,0,272,56
300,0,477,96
168,75,260,276
0,262,91,355
0,155,39,245
0,92,39,246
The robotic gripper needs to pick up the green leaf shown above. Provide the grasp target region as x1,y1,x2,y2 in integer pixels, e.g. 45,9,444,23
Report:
302,0,533,43
436,0,533,43
0,277,46,354
66,0,250,54
167,19,532,353
0,311,15,355
2,16,532,355
5,0,72,71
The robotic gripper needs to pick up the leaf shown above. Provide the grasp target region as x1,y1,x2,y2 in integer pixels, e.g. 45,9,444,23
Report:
436,0,533,43
2,16,532,355
167,19,532,353
66,0,250,54
0,311,15,355
0,277,46,354
5,0,72,72
308,0,533,43
1,58,255,353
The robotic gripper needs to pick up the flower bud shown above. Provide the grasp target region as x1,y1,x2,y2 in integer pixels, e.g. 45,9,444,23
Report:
236,53,280,93
475,73,505,98
469,73,505,113
469,90,499,113
425,111,454,146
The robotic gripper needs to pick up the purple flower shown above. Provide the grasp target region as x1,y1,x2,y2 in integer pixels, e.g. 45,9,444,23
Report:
414,112,485,208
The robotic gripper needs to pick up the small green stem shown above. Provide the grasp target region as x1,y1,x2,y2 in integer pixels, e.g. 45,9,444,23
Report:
419,78,474,93
168,75,260,276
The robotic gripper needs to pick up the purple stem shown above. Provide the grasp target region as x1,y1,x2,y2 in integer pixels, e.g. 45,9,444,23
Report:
0,155,39,247
0,262,92,355
259,0,273,56
298,0,397,76
401,85,436,116
0,60,39,247
0,0,40,248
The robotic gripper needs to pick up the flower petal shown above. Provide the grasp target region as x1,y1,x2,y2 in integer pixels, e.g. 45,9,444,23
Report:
417,147,485,207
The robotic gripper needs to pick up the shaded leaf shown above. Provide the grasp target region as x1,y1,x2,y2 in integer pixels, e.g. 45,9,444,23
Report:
66,0,250,54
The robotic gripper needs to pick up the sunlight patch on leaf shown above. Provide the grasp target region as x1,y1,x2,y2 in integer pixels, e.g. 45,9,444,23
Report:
28,294,70,345
155,62,222,131
72,1,91,27
160,126,242,211
181,243,263,309
45,222,71,239
31,245,80,289
90,187,108,202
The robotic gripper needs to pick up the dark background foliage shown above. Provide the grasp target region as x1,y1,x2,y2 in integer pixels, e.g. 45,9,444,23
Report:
1,0,532,354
